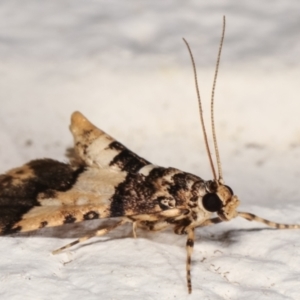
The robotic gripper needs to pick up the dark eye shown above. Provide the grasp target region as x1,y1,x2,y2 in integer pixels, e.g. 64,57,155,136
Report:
225,185,234,195
202,193,223,212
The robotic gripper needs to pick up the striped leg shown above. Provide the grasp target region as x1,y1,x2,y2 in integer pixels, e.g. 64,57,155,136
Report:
186,228,195,294
238,212,300,229
197,217,223,227
183,218,223,293
52,219,127,254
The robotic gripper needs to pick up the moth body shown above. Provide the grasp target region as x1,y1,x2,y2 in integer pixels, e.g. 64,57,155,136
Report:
0,112,237,236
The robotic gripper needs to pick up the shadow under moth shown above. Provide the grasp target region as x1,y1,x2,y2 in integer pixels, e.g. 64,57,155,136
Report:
1,18,299,293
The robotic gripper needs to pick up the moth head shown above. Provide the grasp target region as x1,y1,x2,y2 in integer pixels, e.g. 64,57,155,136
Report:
202,180,240,221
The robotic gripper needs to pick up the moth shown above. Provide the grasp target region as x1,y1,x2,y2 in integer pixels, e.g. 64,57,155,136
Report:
0,17,299,294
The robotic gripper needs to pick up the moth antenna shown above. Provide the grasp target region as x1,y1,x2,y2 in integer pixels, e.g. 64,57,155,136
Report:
238,212,300,229
211,16,226,183
183,38,217,181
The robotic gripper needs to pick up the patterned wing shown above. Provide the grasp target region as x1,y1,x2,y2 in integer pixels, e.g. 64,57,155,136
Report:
70,111,151,173
0,112,204,234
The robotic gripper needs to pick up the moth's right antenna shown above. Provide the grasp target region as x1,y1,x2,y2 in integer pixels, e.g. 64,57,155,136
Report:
183,38,217,181
211,16,226,183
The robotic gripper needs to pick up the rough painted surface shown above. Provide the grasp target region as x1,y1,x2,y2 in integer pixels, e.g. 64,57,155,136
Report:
1,1,300,299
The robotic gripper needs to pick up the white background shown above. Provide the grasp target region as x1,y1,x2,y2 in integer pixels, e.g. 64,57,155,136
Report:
1,1,300,299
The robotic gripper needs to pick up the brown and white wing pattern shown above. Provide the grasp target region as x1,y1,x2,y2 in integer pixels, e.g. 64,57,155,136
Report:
0,159,85,234
70,111,151,172
0,112,205,235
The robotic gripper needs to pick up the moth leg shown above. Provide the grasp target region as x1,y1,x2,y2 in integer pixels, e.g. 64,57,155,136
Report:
173,217,222,236
132,221,137,238
195,217,223,228
52,219,127,255
186,228,195,294
238,212,300,229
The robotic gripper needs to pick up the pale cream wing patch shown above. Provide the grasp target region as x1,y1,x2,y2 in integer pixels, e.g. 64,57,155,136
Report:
70,111,115,168
38,168,127,207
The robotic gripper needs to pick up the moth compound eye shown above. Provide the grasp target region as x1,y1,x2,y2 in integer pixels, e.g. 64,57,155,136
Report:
202,193,223,212
225,185,234,195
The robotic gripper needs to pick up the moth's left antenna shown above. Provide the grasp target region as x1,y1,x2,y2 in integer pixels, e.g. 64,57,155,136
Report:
183,38,217,181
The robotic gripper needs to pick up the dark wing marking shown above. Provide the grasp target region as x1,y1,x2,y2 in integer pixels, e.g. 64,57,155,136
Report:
0,159,84,234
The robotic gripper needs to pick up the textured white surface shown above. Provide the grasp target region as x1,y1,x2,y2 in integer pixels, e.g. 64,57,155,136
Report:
1,1,300,299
